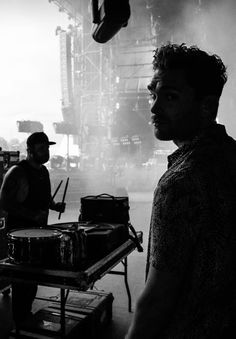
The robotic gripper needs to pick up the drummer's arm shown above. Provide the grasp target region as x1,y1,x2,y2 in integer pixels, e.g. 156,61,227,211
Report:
0,166,39,222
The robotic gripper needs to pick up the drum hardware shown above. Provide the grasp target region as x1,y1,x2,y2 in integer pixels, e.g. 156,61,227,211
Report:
58,177,69,220
49,222,89,269
58,227,86,269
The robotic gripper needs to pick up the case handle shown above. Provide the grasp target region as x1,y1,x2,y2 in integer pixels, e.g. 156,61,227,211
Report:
83,193,115,199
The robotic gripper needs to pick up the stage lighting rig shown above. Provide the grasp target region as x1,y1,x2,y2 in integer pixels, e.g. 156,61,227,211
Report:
50,0,130,43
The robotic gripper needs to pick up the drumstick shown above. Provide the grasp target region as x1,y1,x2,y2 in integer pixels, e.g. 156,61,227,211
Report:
58,177,69,220
52,180,63,200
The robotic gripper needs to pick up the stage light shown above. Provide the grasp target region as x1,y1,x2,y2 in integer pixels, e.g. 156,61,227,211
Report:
92,0,131,43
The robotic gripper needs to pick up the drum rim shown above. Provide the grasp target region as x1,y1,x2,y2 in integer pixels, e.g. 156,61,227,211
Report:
7,227,63,240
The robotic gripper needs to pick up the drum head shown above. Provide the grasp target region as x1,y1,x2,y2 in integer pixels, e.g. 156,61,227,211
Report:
8,228,62,240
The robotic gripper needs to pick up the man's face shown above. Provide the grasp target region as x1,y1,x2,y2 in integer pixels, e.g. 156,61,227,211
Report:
31,143,50,164
148,68,203,142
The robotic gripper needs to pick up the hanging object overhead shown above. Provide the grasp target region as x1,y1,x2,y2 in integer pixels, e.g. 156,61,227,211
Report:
92,0,131,43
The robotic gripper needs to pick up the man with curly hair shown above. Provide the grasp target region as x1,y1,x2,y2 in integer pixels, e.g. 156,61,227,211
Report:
125,43,236,338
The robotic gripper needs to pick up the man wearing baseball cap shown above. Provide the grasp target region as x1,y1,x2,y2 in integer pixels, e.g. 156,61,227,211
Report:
27,131,56,145
0,131,65,325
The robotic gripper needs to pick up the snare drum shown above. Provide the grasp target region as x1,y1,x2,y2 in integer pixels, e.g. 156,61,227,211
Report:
7,228,63,268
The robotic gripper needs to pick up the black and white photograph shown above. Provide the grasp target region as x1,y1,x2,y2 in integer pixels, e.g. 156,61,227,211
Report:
0,1,235,338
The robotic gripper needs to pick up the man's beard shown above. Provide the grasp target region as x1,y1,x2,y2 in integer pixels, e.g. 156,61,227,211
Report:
33,152,49,165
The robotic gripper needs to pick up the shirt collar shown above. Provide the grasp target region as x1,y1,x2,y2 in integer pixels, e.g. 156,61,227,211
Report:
167,124,227,167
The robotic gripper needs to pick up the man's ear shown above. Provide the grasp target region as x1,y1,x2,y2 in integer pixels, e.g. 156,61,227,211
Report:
201,95,219,120
27,147,33,156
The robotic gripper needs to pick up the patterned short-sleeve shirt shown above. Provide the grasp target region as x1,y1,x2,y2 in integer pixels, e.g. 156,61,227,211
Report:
147,124,236,338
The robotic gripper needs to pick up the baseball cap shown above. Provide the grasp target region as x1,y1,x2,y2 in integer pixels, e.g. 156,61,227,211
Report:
27,132,56,148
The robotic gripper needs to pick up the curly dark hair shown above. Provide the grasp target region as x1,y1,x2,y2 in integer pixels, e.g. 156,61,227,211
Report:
152,42,227,98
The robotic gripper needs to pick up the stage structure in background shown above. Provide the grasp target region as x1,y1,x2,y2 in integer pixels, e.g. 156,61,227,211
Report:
51,0,205,169
91,0,131,43
56,27,75,125
53,121,78,171
50,0,156,169
16,120,44,133
54,5,115,169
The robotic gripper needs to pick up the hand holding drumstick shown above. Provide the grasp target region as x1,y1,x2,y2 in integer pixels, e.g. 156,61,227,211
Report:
50,178,69,217
58,177,69,219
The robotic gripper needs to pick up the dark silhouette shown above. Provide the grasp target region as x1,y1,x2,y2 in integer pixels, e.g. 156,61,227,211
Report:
126,42,236,338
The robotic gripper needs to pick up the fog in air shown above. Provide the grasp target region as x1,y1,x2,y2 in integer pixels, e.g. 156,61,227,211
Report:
0,0,235,195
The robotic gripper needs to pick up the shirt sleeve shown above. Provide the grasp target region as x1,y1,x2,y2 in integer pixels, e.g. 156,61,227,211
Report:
150,174,206,276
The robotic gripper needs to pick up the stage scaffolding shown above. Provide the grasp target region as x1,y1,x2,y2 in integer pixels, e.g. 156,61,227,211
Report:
50,0,156,164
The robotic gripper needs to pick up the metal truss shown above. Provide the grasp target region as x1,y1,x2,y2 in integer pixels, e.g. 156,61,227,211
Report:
50,0,156,160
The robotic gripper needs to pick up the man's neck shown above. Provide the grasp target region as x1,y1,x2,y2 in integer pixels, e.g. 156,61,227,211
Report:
173,121,217,148
26,157,42,170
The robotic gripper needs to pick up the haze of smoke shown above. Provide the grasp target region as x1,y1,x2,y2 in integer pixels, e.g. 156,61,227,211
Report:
176,0,236,137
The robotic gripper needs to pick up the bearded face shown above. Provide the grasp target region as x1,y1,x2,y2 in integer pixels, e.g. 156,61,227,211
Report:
29,143,50,165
